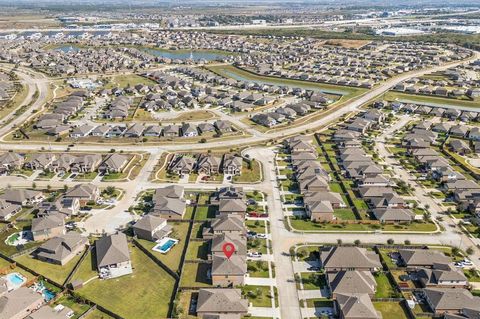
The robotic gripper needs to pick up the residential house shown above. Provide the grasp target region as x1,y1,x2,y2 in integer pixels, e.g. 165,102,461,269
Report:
31,214,65,241
196,288,248,319
98,153,128,175
320,246,381,272
211,255,246,287
0,287,44,319
64,184,99,206
132,215,172,242
96,233,132,279
222,154,243,175
34,232,88,265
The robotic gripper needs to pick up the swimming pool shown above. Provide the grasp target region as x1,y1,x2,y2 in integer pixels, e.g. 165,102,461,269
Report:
152,237,178,254
4,272,26,289
43,289,56,301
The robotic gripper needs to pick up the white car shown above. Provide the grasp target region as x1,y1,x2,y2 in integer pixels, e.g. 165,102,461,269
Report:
256,234,267,239
247,252,262,258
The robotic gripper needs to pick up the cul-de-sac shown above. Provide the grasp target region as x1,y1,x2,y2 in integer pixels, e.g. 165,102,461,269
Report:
0,1,480,319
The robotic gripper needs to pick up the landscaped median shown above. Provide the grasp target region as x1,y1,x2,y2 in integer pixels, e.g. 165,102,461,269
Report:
286,216,439,233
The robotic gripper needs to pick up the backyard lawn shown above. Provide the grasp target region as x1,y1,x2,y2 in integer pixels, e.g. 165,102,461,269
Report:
83,309,115,319
180,262,212,288
373,302,409,319
374,273,399,298
52,295,91,319
0,221,40,256
75,244,176,319
136,221,189,272
15,251,84,285
185,240,209,260
194,205,217,220
305,298,333,308
333,208,356,220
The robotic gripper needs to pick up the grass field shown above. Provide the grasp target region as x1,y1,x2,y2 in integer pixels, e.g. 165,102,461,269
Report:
15,251,84,285
374,273,398,298
52,295,91,319
83,309,115,319
74,244,176,319
185,240,209,260
373,302,409,319
385,91,480,108
233,160,262,183
289,218,437,232
180,262,212,288
103,74,156,90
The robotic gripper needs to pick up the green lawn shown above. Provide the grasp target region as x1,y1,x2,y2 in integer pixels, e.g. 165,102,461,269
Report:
289,218,436,232
75,244,176,319
103,74,156,89
374,273,398,298
300,272,326,290
185,240,209,261
135,221,190,272
52,295,91,319
385,91,480,108
329,182,343,193
83,309,115,319
180,262,212,288
0,257,36,281
464,269,480,282
246,220,267,234
333,208,356,220
241,285,277,307
0,221,40,257
15,251,84,285
191,222,206,239
247,260,270,278
194,205,217,220
373,302,409,319
378,249,398,270
248,238,269,254
305,298,333,308
233,160,262,183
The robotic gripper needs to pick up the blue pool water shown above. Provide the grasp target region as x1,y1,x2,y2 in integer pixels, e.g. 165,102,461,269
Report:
6,273,25,286
153,238,177,253
159,239,176,251
43,289,56,301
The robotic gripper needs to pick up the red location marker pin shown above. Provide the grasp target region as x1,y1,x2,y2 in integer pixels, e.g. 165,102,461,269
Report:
222,242,235,259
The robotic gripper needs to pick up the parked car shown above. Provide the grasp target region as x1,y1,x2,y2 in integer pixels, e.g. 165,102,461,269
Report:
247,251,262,258
307,266,321,271
256,233,267,239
